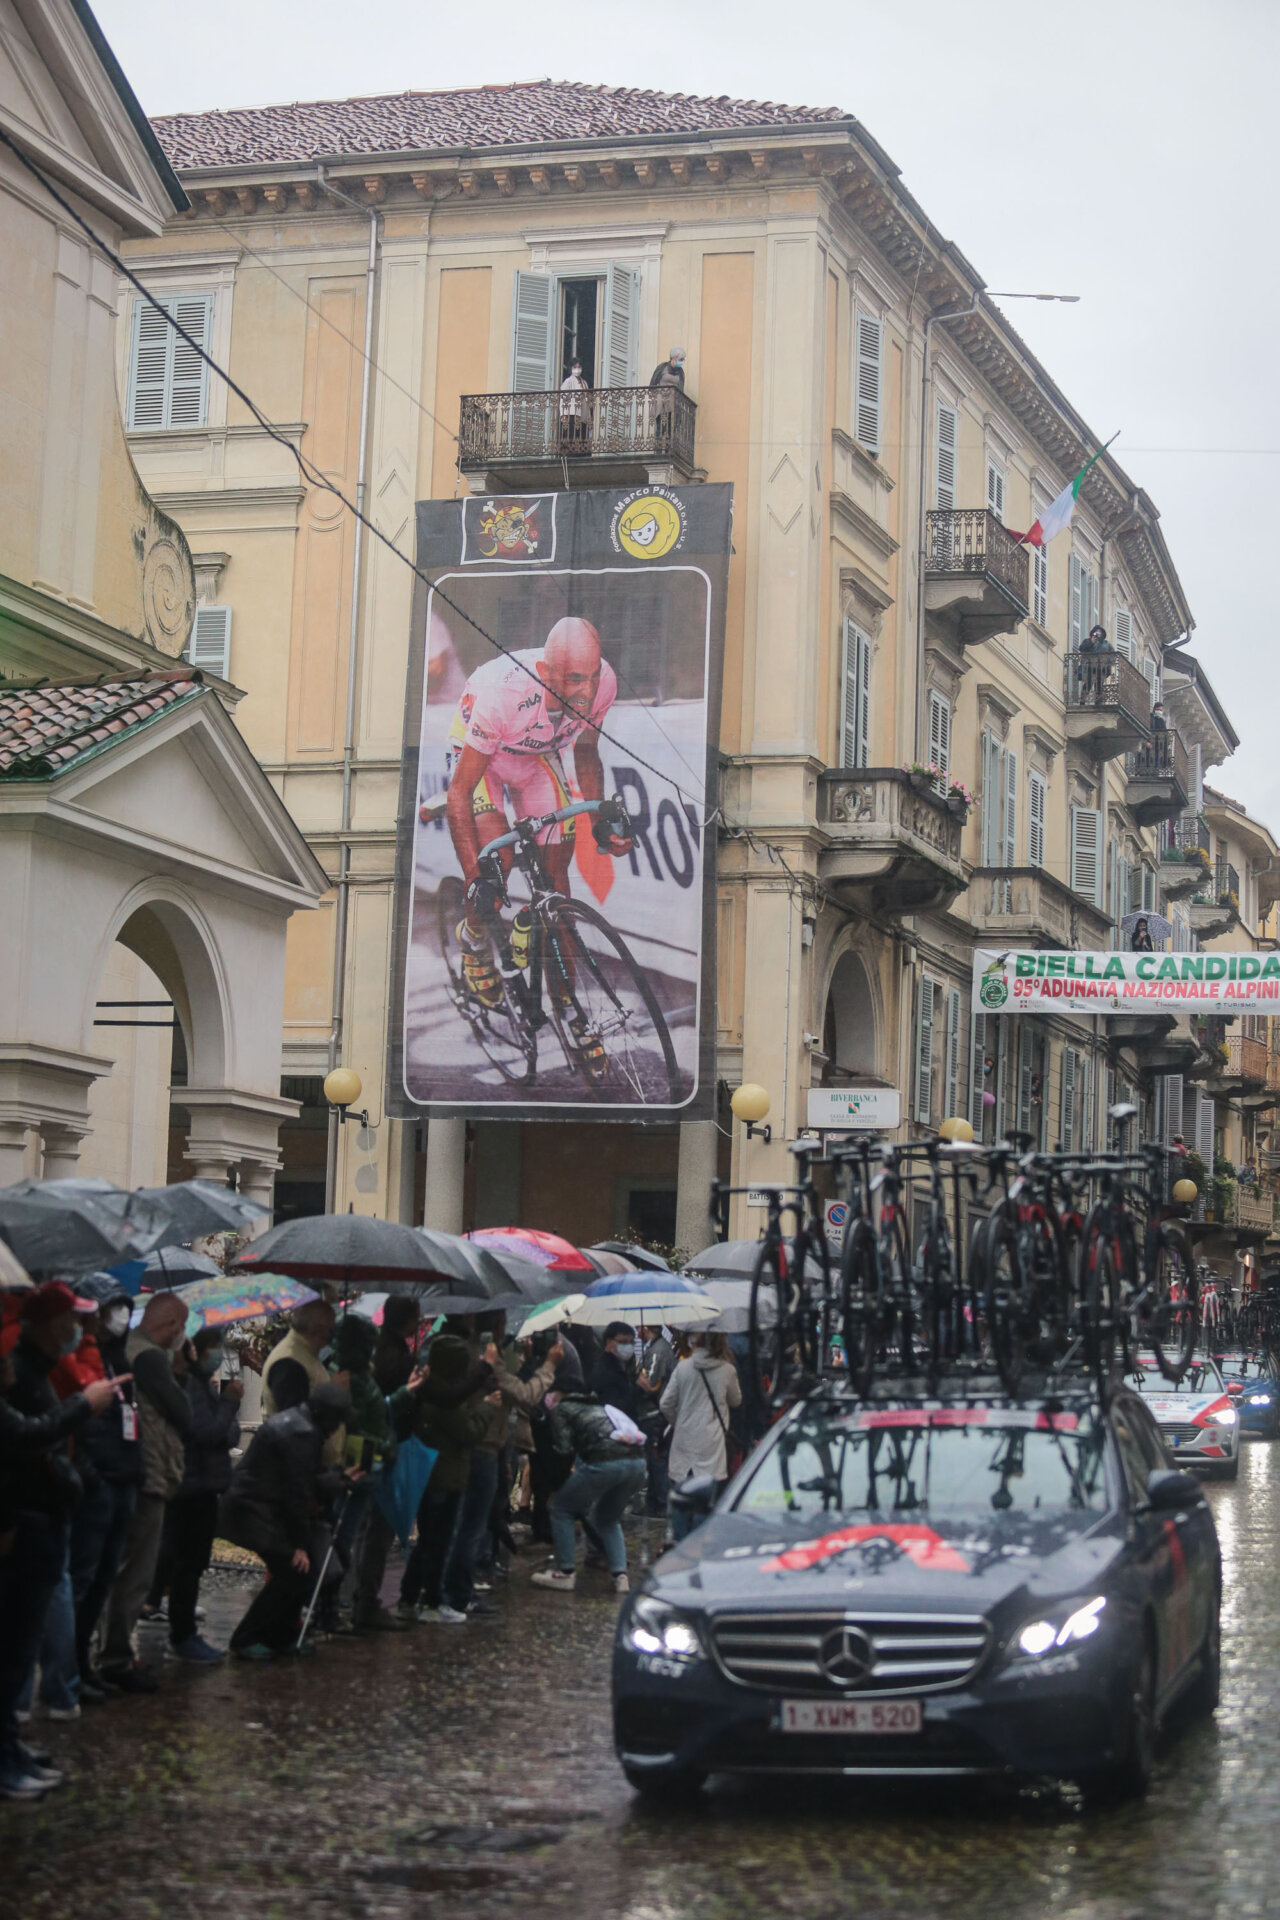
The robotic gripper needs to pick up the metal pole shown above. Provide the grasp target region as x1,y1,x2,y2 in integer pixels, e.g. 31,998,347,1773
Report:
324,176,380,1213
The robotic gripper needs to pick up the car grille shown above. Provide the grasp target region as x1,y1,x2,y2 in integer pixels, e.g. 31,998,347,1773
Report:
709,1611,990,1696
1164,1424,1202,1445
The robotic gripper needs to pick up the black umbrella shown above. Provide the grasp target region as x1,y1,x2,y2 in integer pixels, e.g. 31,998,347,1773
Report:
136,1179,271,1245
588,1241,672,1273
232,1214,499,1298
0,1178,167,1276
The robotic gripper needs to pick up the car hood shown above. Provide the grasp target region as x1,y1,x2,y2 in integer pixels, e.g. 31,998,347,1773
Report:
1138,1390,1231,1424
649,1507,1124,1616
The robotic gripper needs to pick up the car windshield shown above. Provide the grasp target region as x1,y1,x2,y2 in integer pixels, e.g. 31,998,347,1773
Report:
1218,1354,1271,1383
1131,1358,1224,1396
735,1406,1108,1519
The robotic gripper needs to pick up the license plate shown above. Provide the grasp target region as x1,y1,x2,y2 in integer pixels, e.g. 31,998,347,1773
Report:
778,1698,922,1735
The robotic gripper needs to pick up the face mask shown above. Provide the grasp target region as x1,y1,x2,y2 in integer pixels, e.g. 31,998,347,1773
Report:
61,1325,83,1355
615,1342,636,1360
103,1305,130,1336
196,1351,223,1378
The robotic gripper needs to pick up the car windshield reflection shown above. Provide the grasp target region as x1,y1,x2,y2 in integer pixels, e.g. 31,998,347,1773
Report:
734,1407,1108,1520
1131,1358,1225,1396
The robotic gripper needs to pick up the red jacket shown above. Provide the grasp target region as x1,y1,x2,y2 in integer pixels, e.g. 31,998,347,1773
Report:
50,1332,106,1399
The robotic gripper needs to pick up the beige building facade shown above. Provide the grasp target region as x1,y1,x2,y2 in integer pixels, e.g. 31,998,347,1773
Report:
119,80,1272,1249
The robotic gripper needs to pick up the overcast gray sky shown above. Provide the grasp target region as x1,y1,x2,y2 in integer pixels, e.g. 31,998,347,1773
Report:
95,0,1280,824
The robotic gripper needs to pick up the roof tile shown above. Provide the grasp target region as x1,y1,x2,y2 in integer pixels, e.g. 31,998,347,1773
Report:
0,674,203,779
153,80,845,171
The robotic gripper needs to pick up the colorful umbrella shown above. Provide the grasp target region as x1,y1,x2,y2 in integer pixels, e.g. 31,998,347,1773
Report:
468,1227,596,1273
174,1272,319,1338
517,1293,588,1338
570,1272,719,1328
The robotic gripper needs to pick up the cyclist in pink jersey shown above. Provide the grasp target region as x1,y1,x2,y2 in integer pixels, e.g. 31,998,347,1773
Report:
441,617,632,1008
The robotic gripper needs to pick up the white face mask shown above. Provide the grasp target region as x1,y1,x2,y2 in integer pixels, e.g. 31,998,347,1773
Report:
615,1342,636,1361
103,1305,130,1336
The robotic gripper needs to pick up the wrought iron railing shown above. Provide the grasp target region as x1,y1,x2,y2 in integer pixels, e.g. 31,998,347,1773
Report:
1126,729,1190,795
1063,652,1152,732
924,508,1030,609
1215,858,1241,908
1165,812,1211,863
1235,1186,1272,1233
458,386,697,472
1224,1032,1267,1084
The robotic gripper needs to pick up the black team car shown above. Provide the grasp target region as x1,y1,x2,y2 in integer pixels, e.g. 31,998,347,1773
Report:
614,1385,1220,1800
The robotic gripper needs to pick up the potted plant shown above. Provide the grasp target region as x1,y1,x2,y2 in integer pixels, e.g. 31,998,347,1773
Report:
946,779,974,820
902,760,945,796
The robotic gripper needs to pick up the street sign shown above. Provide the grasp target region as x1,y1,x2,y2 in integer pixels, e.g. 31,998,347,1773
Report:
807,1087,901,1131
824,1199,850,1250
746,1188,770,1208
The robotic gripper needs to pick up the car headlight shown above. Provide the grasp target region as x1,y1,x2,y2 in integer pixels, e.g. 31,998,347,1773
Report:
1248,1393,1272,1406
1210,1408,1238,1426
622,1594,703,1660
1015,1596,1107,1660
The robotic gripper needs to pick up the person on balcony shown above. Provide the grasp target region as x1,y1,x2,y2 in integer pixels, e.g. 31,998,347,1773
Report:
649,347,686,391
559,358,589,453
648,348,685,450
1151,700,1168,733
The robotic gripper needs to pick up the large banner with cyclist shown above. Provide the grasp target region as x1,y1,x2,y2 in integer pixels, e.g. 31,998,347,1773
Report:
975,947,1280,1014
388,484,731,1120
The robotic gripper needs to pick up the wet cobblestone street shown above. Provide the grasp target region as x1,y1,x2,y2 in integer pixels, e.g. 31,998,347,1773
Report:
2,1443,1277,1920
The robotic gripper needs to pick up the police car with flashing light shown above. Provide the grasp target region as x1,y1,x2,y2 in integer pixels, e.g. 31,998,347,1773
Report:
613,1384,1220,1802
1130,1355,1240,1478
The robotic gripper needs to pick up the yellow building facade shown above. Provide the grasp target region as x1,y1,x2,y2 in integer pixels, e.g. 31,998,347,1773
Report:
120,82,1272,1250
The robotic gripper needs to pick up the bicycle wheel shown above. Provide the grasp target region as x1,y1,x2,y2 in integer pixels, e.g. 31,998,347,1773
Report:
982,1209,1027,1393
435,879,536,1085
1146,1223,1199,1383
541,897,681,1104
796,1227,832,1376
1080,1220,1122,1395
839,1218,880,1397
919,1216,955,1372
878,1211,915,1372
747,1234,789,1412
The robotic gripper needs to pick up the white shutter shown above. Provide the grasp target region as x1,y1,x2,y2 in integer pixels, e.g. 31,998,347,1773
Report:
1194,1088,1215,1161
855,312,882,454
1164,1074,1184,1145
1141,655,1158,704
1060,1048,1078,1152
604,263,639,387
512,269,555,390
915,976,936,1125
1028,769,1046,869
986,460,1006,522
840,619,871,769
1032,543,1049,627
1143,865,1155,911
1086,569,1100,634
127,293,211,431
128,299,171,429
935,402,957,511
945,987,962,1122
168,295,212,427
1068,554,1083,649
187,604,230,677
1002,747,1019,868
1113,608,1134,662
1070,805,1103,906
928,689,951,786
980,731,1001,866
970,1011,988,1133
1017,1025,1034,1139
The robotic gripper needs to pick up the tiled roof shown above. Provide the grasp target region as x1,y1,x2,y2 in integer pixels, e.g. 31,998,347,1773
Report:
0,674,203,779
153,81,847,171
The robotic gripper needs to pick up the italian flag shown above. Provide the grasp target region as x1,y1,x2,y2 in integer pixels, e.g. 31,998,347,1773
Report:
1008,434,1118,547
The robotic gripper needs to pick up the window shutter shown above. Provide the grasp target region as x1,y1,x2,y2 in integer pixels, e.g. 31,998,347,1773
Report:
187,604,230,678
945,988,962,1121
604,264,639,387
1068,554,1084,649
1164,1073,1183,1145
970,1011,988,1133
1085,567,1100,634
1002,747,1019,868
128,299,171,429
1060,1048,1078,1152
1194,1088,1214,1161
986,460,1006,522
980,731,1001,867
914,976,936,1125
840,619,871,769
1028,769,1046,869
167,295,212,427
928,689,951,786
1141,655,1158,704
1032,543,1049,627
512,270,555,390
935,402,957,510
855,312,882,454
1070,805,1103,906
1113,608,1134,662
127,294,212,431
1142,864,1155,912
1017,1025,1034,1139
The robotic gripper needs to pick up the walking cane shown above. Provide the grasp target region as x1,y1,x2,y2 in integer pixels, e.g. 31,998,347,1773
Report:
296,1479,355,1652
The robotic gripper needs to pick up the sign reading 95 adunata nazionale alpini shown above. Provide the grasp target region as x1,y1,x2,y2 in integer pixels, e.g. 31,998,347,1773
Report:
974,947,1280,1016
387,484,731,1122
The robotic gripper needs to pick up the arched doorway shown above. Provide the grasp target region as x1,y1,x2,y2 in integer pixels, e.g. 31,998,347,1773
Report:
822,950,879,1084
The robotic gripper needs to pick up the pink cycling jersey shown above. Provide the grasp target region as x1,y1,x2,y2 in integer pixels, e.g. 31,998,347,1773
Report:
449,648,616,784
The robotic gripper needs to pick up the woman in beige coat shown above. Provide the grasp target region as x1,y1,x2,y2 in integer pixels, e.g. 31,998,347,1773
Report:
659,1332,741,1541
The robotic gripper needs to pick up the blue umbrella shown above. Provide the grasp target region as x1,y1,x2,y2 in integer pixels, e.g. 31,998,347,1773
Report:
374,1436,438,1547
573,1271,718,1327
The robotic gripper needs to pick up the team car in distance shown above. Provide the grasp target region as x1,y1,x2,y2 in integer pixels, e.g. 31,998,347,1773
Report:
614,1387,1220,1801
1214,1350,1280,1439
1130,1355,1240,1478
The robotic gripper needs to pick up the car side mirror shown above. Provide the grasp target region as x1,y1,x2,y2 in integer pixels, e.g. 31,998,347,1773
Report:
669,1473,718,1518
1147,1468,1204,1511
1227,1382,1244,1396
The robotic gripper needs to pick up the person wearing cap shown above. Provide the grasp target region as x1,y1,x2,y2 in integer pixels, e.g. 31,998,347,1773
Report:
219,1381,355,1658
99,1291,190,1691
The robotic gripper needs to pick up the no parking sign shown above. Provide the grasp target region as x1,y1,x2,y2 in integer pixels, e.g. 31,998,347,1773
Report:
824,1199,850,1252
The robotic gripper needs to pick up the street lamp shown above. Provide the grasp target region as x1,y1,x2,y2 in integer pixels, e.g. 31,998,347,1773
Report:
731,1082,772,1145
323,1066,370,1131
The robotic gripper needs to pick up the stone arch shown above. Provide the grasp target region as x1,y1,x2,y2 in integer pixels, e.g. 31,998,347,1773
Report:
87,882,230,1091
821,945,881,1084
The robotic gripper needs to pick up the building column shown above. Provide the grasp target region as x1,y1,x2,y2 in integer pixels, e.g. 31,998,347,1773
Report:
40,1124,88,1180
423,1117,466,1232
237,1158,278,1219
675,1118,718,1258
0,1121,32,1187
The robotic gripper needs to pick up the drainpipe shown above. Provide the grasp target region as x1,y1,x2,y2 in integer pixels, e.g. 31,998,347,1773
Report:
320,168,380,1213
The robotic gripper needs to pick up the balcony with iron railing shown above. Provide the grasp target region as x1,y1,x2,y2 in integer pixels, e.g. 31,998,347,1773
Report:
1159,811,1212,899
458,386,698,481
1208,1030,1267,1093
1125,728,1191,827
1063,651,1152,760
923,509,1030,647
1191,857,1240,939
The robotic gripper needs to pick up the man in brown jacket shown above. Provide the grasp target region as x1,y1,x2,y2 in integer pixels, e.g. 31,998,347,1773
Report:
100,1293,189,1691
